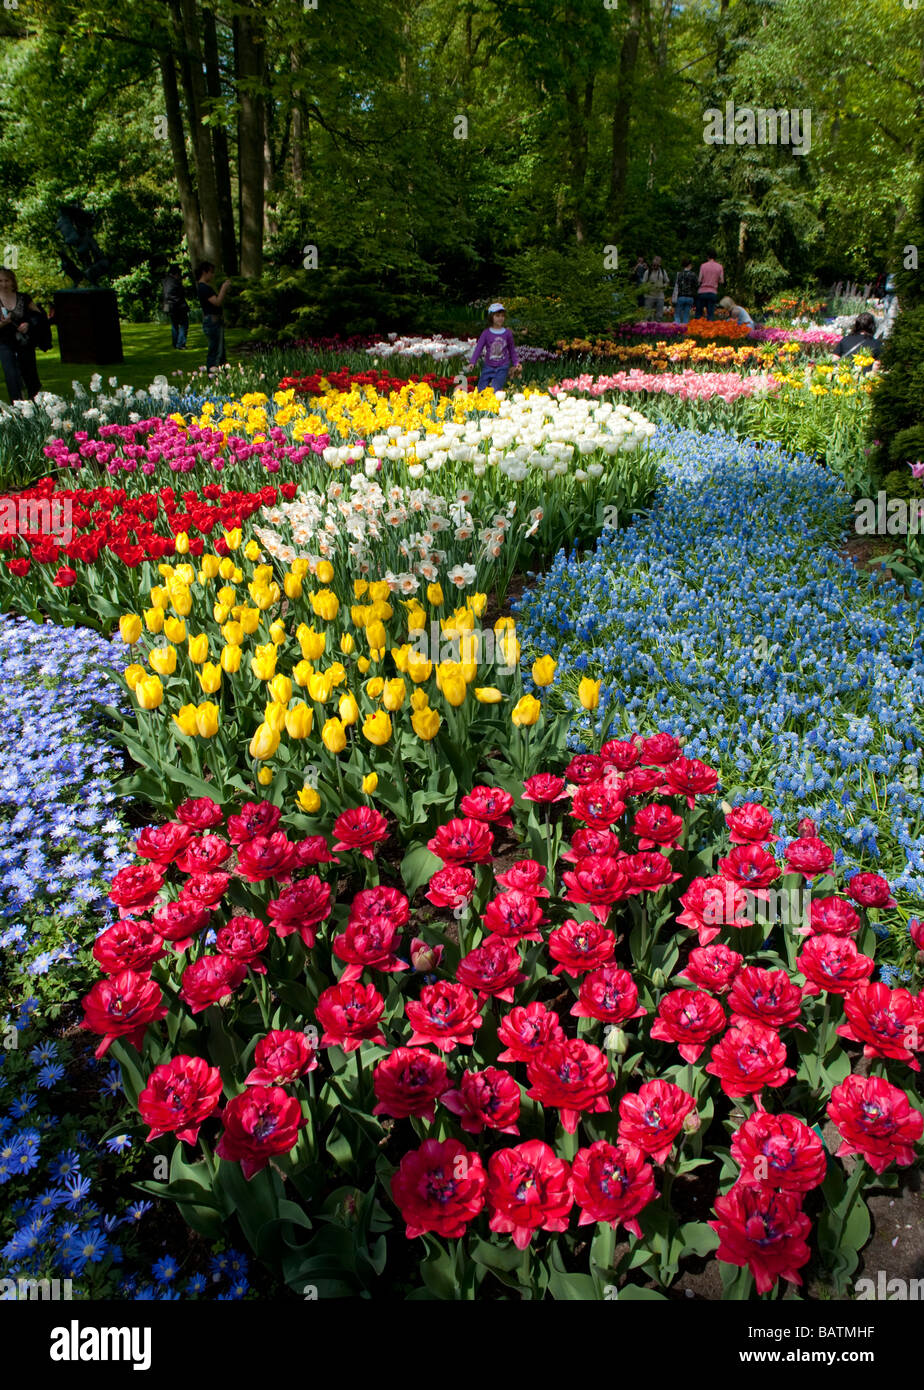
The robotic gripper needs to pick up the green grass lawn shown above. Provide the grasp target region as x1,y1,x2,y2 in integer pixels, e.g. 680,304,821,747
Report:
31,321,251,398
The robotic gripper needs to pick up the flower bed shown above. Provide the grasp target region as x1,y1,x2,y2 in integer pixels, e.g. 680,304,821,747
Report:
552,371,779,404
515,426,924,965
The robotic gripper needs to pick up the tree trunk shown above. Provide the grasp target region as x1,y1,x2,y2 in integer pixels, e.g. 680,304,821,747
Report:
202,6,238,274
608,0,643,228
235,3,266,277
157,50,203,267
171,0,223,265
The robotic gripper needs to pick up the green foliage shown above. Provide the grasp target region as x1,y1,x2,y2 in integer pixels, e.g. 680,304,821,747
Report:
500,245,630,348
869,305,924,470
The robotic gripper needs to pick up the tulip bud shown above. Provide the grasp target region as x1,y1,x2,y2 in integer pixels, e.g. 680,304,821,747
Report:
531,655,557,687
249,722,280,760
910,919,924,951
119,614,142,645
298,625,326,661
651,969,666,989
410,937,443,973
244,539,262,562
284,573,303,600
264,701,287,733
195,702,220,738
322,717,347,754
257,767,274,786
269,619,286,645
220,644,242,674
316,559,334,584
238,607,260,635
357,656,370,674
412,707,441,740
427,582,444,607
200,554,221,580
149,644,177,676
511,695,541,727
603,1026,628,1054
213,604,230,624
410,689,429,711
270,674,293,706
135,676,164,710
174,531,190,555
163,617,186,645
365,676,385,700
362,771,378,795
339,692,360,726
308,671,332,703
578,677,601,711
797,817,818,838
187,633,209,664
224,528,242,551
219,557,236,580
144,607,164,635
474,686,503,704
291,558,310,580
383,678,407,711
340,632,355,655
682,1110,701,1136
123,663,146,690
198,662,222,694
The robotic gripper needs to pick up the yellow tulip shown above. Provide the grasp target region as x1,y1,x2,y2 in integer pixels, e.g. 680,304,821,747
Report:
149,584,170,611
368,580,391,604
467,591,487,617
149,645,177,676
338,692,360,726
231,566,244,585
383,677,406,712
441,674,467,708
579,677,601,711
365,619,387,651
412,707,441,740
353,578,369,599
188,633,209,665
119,614,142,645
362,710,393,746
217,585,237,607
391,643,410,673
220,645,242,674
285,702,314,739
475,686,503,704
174,564,196,587
531,655,557,687
253,564,274,585
406,605,426,634
219,557,236,580
321,717,347,754
291,557,310,579
135,675,164,710
326,661,346,686
172,703,198,735
270,674,293,705
498,631,520,667
168,585,192,618
264,701,288,733
144,608,164,635
195,702,220,738
340,632,355,655
200,554,221,580
494,616,515,633
362,771,378,794
198,662,222,694
311,589,339,621
410,689,430,711
269,620,286,645
239,607,260,635
365,676,385,700
174,531,190,555
163,617,186,645
224,528,242,550
316,559,334,584
157,563,174,579
297,624,326,660
123,663,146,690
308,671,332,703
257,767,274,787
351,604,369,629
213,604,230,624
222,620,244,647
251,644,277,681
512,694,541,727
249,722,280,760
244,539,262,561
357,656,370,674
293,659,313,687
296,785,321,813
427,582,444,607
284,573,303,600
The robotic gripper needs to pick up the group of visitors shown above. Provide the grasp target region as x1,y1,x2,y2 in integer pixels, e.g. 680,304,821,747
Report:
633,251,750,326
161,263,232,369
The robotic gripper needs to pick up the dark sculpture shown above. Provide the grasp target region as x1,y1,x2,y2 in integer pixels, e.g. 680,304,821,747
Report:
56,203,110,286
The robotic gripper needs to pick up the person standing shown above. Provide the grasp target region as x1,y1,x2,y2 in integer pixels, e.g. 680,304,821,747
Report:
162,265,189,349
195,261,231,369
671,258,699,326
833,312,881,369
0,266,42,402
641,256,670,320
697,250,724,320
466,303,521,391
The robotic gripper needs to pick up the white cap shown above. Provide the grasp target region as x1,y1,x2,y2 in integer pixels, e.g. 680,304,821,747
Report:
488,301,505,313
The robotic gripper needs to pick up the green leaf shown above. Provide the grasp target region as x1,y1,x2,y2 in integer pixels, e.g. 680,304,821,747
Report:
399,843,443,896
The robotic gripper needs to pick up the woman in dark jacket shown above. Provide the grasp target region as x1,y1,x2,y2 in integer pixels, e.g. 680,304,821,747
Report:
0,266,43,402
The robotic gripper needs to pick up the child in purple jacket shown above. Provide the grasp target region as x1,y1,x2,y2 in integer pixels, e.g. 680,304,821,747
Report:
467,303,521,390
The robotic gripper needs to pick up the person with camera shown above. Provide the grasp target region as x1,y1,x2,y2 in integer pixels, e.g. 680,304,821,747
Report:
0,266,47,402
